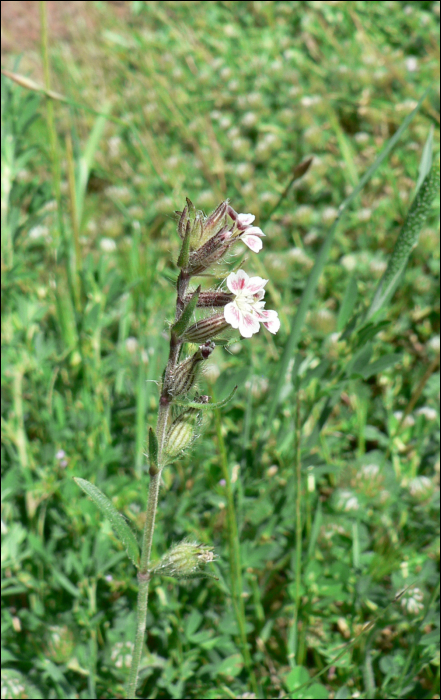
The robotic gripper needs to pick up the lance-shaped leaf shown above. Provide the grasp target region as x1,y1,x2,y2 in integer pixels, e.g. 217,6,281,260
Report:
171,285,201,337
366,162,440,321
148,428,159,475
74,478,139,567
175,386,238,410
177,220,191,268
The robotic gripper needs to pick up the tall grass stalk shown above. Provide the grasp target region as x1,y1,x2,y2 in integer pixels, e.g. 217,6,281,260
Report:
214,401,259,696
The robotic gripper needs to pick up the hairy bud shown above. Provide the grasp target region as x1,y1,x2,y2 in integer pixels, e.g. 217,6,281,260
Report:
163,406,203,460
183,291,233,308
183,313,230,344
164,342,215,397
150,539,217,580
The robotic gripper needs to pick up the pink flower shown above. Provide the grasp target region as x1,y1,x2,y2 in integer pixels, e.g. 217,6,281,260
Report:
236,213,266,253
224,270,280,338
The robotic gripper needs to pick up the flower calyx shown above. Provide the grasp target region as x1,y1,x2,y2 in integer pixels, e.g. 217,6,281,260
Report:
150,538,217,581
163,341,215,399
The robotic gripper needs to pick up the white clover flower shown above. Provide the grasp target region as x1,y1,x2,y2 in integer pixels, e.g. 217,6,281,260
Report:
125,337,138,354
408,476,433,498
405,56,418,72
235,212,266,252
100,237,117,252
401,587,424,615
427,335,440,353
224,270,280,338
336,489,360,512
360,463,380,479
416,406,438,421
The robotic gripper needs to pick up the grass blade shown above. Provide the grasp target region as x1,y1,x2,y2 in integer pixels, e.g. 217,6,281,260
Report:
266,87,432,424
366,162,440,321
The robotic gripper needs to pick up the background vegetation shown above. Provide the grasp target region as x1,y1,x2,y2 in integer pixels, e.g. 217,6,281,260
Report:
1,1,440,698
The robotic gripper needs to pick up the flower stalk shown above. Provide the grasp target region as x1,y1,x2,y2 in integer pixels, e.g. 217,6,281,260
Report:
127,199,279,698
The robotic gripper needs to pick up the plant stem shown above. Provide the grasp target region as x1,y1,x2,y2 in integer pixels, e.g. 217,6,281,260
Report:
294,393,303,665
126,271,189,698
213,403,259,696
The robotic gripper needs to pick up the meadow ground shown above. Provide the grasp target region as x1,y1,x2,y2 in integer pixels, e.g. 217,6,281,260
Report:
1,2,440,698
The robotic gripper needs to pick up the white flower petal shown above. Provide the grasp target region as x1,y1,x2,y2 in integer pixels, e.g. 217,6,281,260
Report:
237,213,255,228
242,234,263,253
224,302,241,328
245,226,265,236
238,311,260,338
245,275,268,294
226,269,249,293
263,312,280,334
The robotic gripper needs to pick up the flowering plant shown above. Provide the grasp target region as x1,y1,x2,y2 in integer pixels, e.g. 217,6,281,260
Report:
76,199,279,697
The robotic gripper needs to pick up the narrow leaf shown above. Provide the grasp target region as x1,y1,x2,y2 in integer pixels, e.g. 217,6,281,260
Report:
177,220,191,268
415,126,433,193
175,386,238,410
337,276,358,331
366,163,440,321
267,87,431,425
74,478,139,567
359,353,402,379
172,285,201,337
76,102,111,228
148,428,159,475
346,343,373,377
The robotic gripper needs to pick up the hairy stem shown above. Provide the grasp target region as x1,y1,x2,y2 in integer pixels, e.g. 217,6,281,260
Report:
127,270,190,698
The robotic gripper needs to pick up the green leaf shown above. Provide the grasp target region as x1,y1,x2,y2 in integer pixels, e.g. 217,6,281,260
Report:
76,102,111,229
177,220,191,268
216,653,244,678
175,386,237,410
74,478,139,567
335,687,350,699
366,162,440,320
359,353,402,379
267,87,431,424
285,665,310,692
415,126,433,193
148,427,159,474
345,343,373,377
337,276,358,331
171,285,201,337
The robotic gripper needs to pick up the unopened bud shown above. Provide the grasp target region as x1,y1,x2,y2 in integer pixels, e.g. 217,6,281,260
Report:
164,407,202,460
150,539,217,580
188,225,232,275
183,313,230,343
164,342,215,397
197,200,228,248
183,291,233,308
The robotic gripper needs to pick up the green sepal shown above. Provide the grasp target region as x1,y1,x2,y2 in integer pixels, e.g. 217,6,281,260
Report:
175,386,238,410
73,478,140,567
177,220,191,268
171,285,201,337
148,428,159,475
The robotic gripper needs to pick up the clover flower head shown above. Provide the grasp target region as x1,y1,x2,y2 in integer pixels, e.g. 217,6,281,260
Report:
223,269,280,338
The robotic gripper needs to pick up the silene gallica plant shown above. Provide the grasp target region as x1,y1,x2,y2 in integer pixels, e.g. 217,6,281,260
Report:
75,199,279,697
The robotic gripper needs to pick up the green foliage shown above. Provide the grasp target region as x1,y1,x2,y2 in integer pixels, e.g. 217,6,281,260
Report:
1,2,439,699
74,478,140,567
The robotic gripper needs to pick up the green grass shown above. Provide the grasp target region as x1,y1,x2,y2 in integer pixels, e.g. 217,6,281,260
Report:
1,1,440,699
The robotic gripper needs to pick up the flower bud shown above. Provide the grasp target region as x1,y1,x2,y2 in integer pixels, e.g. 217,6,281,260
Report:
176,199,230,254
183,291,233,308
188,225,232,275
163,406,203,460
150,539,216,580
164,342,215,397
183,313,230,343
197,200,228,247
